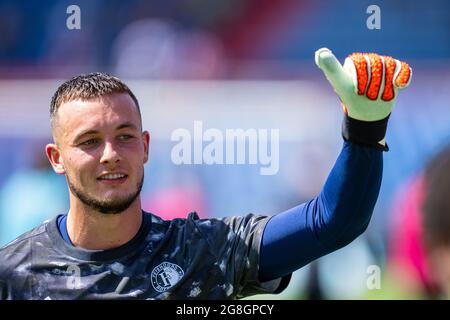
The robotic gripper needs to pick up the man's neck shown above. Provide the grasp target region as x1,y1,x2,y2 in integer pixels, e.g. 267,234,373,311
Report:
66,199,143,250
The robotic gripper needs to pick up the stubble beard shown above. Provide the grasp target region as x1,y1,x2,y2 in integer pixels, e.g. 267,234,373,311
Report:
67,172,144,215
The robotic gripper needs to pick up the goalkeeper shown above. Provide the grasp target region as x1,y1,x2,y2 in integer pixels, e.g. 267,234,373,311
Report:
0,48,411,299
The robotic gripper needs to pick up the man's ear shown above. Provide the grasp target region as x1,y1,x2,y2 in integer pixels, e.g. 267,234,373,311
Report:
142,131,150,164
46,143,65,174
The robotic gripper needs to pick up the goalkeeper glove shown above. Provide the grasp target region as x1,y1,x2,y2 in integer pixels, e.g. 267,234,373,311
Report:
315,48,412,151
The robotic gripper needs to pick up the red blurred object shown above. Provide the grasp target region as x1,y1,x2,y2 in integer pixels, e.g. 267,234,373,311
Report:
142,185,209,220
388,175,439,296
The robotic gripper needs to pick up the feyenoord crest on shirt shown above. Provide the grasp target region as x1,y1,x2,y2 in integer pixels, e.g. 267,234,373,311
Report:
151,262,184,292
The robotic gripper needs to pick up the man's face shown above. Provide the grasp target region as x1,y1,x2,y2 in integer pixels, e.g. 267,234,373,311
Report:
47,93,149,214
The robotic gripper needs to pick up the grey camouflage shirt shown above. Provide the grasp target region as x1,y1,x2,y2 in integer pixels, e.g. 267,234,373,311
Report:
0,212,290,300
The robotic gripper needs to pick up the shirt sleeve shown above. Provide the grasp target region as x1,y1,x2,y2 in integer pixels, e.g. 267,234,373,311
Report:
194,214,291,299
259,140,383,281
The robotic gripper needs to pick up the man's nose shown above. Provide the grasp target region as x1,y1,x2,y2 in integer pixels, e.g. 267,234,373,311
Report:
100,142,121,165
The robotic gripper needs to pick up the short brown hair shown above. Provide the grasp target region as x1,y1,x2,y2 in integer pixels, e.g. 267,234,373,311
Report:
422,143,450,249
50,72,140,129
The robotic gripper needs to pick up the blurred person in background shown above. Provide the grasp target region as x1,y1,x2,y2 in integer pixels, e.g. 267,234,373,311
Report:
386,174,440,299
142,171,210,220
421,142,450,299
112,19,225,79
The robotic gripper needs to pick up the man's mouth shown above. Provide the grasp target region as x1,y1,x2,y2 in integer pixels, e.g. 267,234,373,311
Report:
98,173,127,180
97,173,128,185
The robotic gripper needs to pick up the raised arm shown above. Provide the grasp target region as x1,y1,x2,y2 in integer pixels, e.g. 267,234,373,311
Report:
259,48,412,282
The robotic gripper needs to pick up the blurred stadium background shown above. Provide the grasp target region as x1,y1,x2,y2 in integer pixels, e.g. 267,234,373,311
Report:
0,0,449,299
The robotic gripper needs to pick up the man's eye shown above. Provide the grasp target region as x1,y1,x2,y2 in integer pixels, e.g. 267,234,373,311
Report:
118,135,133,141
80,139,98,146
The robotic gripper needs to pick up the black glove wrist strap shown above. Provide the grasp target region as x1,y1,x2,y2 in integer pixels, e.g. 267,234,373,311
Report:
342,114,390,152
